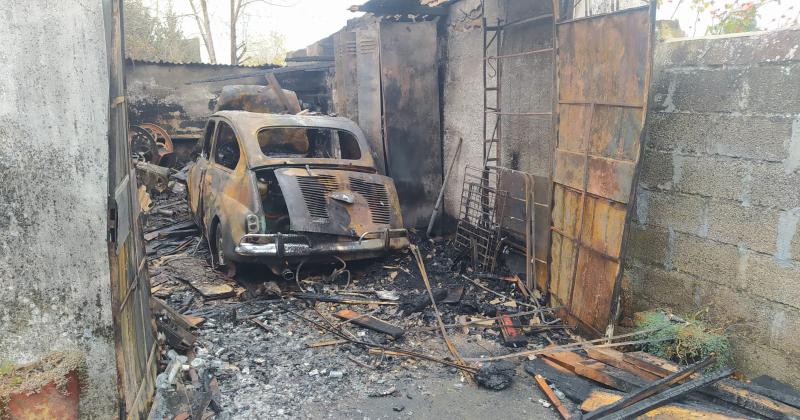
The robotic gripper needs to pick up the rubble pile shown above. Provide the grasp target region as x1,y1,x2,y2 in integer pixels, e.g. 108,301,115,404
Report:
140,172,572,418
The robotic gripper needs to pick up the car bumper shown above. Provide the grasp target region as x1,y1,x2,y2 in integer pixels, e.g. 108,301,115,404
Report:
234,229,410,258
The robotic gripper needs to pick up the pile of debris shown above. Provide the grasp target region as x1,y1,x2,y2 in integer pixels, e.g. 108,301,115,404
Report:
136,160,800,419
525,347,800,419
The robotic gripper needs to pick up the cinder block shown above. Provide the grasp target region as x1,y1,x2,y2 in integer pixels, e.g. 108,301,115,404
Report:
639,148,674,190
730,342,800,388
651,66,800,114
627,223,671,268
627,264,700,314
645,112,709,153
647,112,791,161
706,200,779,254
671,233,742,288
643,190,708,236
706,115,792,161
656,28,800,67
673,155,748,201
741,252,800,308
749,162,800,210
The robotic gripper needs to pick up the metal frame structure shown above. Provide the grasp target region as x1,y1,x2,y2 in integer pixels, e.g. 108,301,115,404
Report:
454,166,509,272
481,0,554,167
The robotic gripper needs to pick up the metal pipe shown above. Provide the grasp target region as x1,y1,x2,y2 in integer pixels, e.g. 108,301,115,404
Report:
426,137,463,237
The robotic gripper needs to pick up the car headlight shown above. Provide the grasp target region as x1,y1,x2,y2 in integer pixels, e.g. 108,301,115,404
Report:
245,213,260,234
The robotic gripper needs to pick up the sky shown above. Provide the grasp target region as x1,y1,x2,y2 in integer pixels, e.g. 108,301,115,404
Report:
146,0,365,63
144,0,798,64
657,0,799,38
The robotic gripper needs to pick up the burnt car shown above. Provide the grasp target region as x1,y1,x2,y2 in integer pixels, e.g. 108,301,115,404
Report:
187,111,409,274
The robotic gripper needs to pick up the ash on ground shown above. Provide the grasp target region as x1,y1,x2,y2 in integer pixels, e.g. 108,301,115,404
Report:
144,183,564,419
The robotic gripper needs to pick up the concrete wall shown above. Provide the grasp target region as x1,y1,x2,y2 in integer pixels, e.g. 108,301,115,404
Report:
126,60,276,137
440,0,554,223
625,28,800,386
0,1,118,417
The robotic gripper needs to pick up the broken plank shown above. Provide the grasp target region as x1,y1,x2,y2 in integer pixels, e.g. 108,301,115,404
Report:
293,293,399,306
307,339,349,348
624,352,800,419
151,297,196,330
144,220,197,241
583,354,716,419
749,375,800,409
535,374,572,419
525,358,606,403
600,368,734,420
622,351,675,377
543,350,648,392
586,348,660,381
334,309,404,339
580,390,746,419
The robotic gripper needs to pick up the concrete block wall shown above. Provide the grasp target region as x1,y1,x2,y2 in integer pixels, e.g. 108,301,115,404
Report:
625,28,800,386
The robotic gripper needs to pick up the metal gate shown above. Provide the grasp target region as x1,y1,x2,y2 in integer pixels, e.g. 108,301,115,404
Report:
105,0,157,417
549,0,655,337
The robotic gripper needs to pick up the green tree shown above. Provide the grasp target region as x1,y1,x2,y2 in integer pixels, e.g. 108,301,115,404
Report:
124,0,201,63
240,31,288,66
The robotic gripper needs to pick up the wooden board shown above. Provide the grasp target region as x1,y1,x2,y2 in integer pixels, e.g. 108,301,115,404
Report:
549,5,655,337
334,309,405,339
581,390,746,419
623,351,800,419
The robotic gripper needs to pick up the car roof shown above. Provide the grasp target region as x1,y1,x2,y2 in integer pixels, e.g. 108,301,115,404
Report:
210,111,376,169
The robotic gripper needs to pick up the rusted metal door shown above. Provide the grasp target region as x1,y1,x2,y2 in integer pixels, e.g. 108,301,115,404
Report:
105,0,157,417
356,25,387,175
379,21,442,229
333,31,359,124
549,1,655,337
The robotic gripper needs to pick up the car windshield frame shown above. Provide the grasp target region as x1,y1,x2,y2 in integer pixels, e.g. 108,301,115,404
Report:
255,126,364,161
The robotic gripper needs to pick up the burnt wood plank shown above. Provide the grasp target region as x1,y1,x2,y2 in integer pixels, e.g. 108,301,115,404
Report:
600,369,734,420
624,352,800,419
334,309,404,339
583,354,715,419
586,348,661,381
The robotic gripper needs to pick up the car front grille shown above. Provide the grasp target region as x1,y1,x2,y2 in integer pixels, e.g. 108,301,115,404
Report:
350,178,391,225
297,175,338,219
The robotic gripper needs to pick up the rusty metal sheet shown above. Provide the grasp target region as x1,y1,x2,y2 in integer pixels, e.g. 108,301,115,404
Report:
274,167,403,237
333,31,359,122
356,26,386,174
549,4,654,337
379,21,442,229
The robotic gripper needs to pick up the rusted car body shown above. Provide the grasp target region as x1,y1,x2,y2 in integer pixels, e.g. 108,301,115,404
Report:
187,111,409,273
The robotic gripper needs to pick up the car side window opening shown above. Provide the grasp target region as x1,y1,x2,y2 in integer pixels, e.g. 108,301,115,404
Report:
200,120,217,158
202,120,216,158
214,122,240,170
256,128,362,160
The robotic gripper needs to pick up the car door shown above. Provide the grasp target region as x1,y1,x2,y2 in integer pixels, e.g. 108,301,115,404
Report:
188,119,216,227
204,119,243,236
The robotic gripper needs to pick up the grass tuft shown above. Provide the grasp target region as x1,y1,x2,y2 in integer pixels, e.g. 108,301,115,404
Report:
635,310,731,370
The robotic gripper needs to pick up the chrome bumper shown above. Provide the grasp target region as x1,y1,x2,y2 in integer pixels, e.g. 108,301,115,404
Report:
235,229,410,258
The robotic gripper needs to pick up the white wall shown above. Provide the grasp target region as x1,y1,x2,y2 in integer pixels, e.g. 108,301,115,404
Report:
0,1,117,416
